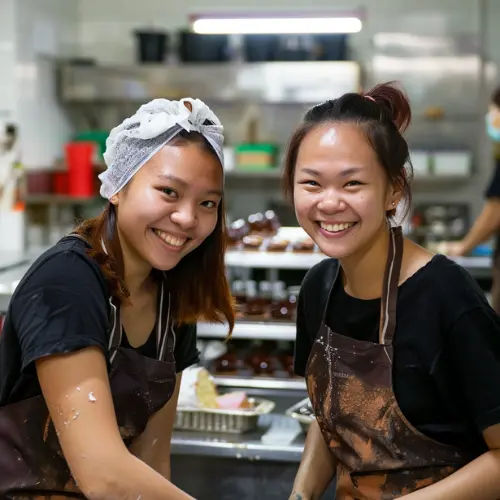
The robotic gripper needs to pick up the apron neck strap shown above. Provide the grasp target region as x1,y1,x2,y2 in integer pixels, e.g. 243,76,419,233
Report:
320,261,341,325
157,279,175,362
108,298,121,363
378,226,404,345
108,279,174,363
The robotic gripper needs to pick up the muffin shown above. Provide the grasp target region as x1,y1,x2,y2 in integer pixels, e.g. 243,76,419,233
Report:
292,237,315,252
267,237,289,252
242,234,264,250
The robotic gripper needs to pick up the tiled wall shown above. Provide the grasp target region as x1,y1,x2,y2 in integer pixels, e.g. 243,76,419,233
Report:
0,0,16,120
74,0,498,220
12,0,79,168
76,0,482,65
3,0,499,219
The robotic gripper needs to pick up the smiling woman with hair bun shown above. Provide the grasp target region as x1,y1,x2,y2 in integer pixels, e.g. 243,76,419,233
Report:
285,82,500,500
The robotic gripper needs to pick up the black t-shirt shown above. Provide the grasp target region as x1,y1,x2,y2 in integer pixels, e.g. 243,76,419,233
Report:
0,236,199,406
486,159,500,257
295,255,500,457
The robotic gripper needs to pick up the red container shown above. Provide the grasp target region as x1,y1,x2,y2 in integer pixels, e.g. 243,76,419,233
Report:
52,171,68,194
26,170,53,194
66,141,95,197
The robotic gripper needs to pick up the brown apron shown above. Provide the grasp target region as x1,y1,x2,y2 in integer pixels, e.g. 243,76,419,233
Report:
0,262,177,498
306,226,472,499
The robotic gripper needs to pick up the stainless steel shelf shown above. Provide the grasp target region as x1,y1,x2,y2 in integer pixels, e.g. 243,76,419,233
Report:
59,61,361,104
198,321,295,340
172,413,304,462
213,376,306,391
225,169,282,179
225,248,492,276
25,195,101,205
225,249,326,269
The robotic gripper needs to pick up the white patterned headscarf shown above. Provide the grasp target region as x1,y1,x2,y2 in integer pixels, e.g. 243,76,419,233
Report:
98,97,224,199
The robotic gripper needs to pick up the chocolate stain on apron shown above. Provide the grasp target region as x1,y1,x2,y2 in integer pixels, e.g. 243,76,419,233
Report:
0,237,177,498
306,226,472,499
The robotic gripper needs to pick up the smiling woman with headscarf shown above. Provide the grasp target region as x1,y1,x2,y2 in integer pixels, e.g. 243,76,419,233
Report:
0,98,234,499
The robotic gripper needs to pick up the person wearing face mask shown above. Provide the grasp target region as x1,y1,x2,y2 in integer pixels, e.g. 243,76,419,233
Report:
0,98,234,499
285,83,500,500
446,86,500,313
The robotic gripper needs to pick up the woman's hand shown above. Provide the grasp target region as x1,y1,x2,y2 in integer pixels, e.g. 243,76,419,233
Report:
442,241,466,257
290,419,336,500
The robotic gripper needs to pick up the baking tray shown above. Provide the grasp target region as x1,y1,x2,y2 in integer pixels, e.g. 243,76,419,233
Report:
285,397,315,433
175,398,275,434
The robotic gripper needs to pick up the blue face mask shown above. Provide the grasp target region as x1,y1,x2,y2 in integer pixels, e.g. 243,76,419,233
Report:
486,112,500,142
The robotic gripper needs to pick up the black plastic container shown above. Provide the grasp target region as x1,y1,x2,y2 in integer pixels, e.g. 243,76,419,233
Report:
314,34,348,60
243,33,348,62
243,35,279,62
134,30,168,63
178,31,230,63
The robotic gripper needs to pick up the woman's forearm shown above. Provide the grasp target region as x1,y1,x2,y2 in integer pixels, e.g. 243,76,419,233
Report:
398,449,500,500
79,450,192,500
460,200,500,255
290,419,337,500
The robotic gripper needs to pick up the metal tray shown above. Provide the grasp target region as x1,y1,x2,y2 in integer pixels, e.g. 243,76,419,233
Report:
285,397,315,433
175,398,275,434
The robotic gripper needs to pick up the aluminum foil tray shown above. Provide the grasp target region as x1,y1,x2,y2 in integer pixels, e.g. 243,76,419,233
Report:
285,397,315,432
175,398,275,434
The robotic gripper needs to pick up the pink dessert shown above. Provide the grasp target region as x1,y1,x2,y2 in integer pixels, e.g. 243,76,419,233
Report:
215,391,250,410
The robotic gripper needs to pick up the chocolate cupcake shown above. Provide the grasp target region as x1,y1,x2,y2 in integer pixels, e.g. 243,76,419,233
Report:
242,234,264,250
267,237,289,252
292,237,315,252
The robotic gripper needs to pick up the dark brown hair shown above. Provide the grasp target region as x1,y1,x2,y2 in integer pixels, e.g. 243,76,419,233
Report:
283,81,413,219
75,131,234,333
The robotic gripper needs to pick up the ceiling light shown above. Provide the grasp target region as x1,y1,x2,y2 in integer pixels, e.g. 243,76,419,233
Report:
191,16,362,35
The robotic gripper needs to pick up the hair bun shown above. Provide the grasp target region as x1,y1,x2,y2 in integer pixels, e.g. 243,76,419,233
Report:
365,81,411,133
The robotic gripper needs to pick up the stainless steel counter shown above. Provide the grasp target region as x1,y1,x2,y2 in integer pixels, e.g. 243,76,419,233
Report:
172,413,305,463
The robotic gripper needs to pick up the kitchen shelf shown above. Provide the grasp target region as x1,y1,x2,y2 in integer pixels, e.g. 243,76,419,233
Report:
25,194,101,205
213,376,306,391
172,425,303,462
413,175,471,183
172,409,305,462
226,169,282,179
225,249,326,269
198,321,296,341
225,248,492,276
59,61,361,104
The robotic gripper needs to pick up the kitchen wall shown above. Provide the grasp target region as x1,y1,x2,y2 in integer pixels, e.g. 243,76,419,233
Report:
3,0,499,223
75,0,480,65
73,0,498,222
8,0,79,168
0,0,16,121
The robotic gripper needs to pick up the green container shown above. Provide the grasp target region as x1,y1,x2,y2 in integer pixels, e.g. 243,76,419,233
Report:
74,130,109,161
235,143,279,171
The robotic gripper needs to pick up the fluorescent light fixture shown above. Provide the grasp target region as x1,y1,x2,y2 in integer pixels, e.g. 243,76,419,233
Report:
192,16,362,35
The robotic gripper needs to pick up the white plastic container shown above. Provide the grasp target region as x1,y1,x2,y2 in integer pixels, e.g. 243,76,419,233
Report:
433,151,471,177
410,150,430,178
0,210,24,253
